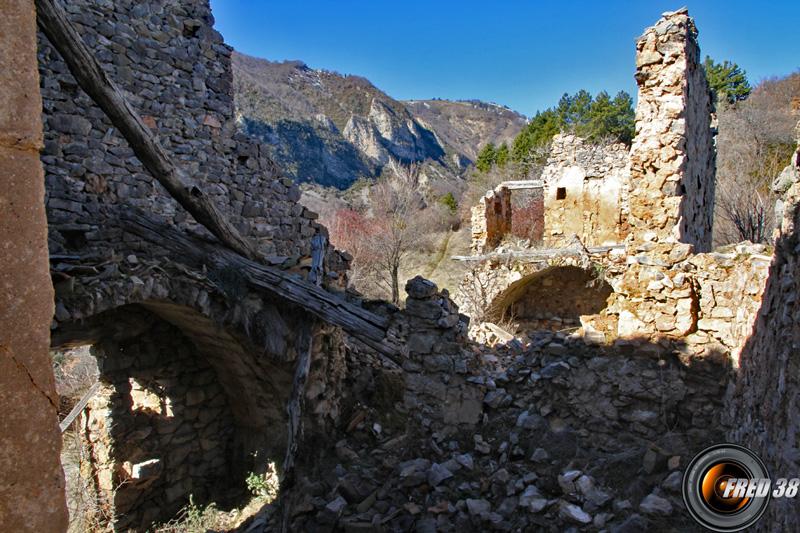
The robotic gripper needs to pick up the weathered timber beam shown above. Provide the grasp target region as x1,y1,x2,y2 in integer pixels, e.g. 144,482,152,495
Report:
499,180,544,190
280,234,325,522
59,382,101,433
451,244,626,262
120,211,398,358
35,0,259,260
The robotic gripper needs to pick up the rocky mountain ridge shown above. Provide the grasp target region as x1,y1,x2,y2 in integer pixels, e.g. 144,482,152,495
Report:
232,52,526,189
405,99,527,163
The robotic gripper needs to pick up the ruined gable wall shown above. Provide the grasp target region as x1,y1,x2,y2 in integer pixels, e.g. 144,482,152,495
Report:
542,134,630,247
628,8,715,251
0,1,69,531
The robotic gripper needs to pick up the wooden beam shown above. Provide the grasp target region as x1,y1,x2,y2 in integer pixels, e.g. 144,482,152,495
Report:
452,244,625,262
59,382,101,433
280,235,325,530
121,211,399,359
282,234,325,485
499,180,544,190
35,0,259,260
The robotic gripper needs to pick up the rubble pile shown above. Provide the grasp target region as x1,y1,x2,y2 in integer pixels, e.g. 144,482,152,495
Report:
262,315,724,532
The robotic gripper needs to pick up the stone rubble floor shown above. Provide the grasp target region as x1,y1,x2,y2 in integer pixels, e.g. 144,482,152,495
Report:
240,329,715,532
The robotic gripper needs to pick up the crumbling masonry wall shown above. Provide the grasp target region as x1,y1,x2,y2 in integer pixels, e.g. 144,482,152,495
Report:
51,268,349,529
38,0,347,270
726,131,800,531
628,8,715,250
542,134,630,247
471,186,512,254
37,0,351,529
582,242,771,364
0,2,69,531
578,10,761,359
81,315,236,530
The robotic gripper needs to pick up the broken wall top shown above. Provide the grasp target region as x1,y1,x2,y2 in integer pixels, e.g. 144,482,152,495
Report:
541,134,629,182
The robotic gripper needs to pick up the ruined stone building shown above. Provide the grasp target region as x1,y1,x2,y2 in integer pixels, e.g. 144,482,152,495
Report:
541,135,630,247
471,13,715,256
463,10,724,338
35,0,349,528
5,3,800,532
470,133,630,255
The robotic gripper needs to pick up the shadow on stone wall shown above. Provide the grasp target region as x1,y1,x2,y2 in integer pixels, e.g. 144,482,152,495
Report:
726,196,800,530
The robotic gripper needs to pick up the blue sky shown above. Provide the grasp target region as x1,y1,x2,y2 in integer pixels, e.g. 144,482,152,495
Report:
210,1,800,117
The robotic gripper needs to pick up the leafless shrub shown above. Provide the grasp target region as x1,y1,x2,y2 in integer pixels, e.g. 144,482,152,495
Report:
714,72,800,245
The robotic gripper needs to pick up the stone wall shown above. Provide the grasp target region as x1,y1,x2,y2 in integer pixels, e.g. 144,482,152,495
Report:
773,122,800,225
38,0,348,273
51,268,348,529
471,186,511,254
628,8,715,251
0,1,69,531
582,242,770,364
81,314,236,530
542,134,630,247
725,130,800,530
37,1,353,528
397,277,483,432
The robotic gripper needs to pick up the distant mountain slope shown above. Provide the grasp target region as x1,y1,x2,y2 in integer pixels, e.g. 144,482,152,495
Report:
232,52,527,189
404,99,527,162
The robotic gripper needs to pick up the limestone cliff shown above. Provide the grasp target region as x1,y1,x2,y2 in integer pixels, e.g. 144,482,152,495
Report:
232,53,525,189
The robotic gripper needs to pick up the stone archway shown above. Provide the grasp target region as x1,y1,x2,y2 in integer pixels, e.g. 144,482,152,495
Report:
52,284,346,531
488,265,613,332
54,305,270,530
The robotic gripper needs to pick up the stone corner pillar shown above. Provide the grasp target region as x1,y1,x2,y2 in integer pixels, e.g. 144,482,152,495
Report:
628,8,716,252
0,1,69,531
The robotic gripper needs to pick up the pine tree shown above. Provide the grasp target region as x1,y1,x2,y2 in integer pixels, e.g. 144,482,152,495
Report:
703,56,751,105
495,142,509,168
476,142,497,172
582,90,614,141
610,91,635,145
438,192,458,214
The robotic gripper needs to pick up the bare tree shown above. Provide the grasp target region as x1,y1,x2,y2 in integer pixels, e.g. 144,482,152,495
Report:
717,187,773,243
714,72,800,245
365,161,429,304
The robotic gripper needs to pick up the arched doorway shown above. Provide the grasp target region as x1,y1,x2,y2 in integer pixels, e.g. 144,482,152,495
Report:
488,266,613,333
